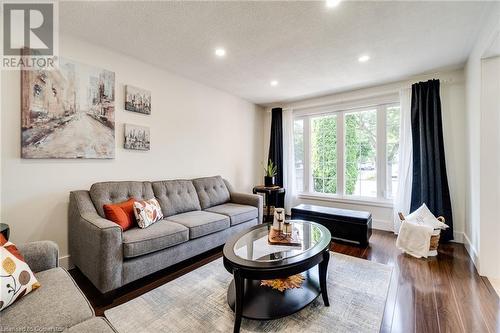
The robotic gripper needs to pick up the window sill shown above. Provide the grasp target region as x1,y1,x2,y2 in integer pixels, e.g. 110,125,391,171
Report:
297,192,394,208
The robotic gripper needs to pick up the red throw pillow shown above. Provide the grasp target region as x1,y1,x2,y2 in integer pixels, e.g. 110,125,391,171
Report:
103,198,136,231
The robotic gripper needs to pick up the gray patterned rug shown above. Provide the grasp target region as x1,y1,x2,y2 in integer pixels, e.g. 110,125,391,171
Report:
105,252,392,333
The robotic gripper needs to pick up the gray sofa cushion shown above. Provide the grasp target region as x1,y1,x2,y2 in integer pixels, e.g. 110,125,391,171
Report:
120,219,258,285
122,220,189,258
205,203,258,226
64,317,116,333
152,180,201,217
192,176,230,209
166,211,230,239
0,268,93,331
90,181,154,217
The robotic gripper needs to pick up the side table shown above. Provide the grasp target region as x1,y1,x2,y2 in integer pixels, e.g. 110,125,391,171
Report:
252,185,285,222
1,223,10,241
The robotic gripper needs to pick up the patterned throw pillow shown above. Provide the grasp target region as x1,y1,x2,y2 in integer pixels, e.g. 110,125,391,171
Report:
133,198,164,228
0,235,40,312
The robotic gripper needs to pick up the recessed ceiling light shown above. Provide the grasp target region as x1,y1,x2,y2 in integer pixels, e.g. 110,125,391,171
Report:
270,80,279,87
215,48,226,57
326,0,341,8
358,55,370,63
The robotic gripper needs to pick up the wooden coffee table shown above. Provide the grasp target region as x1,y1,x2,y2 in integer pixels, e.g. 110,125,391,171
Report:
223,220,331,333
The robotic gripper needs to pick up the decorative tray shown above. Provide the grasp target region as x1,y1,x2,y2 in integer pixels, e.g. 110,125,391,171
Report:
268,227,301,246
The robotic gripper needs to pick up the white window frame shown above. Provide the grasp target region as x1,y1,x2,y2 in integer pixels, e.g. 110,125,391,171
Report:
293,96,399,208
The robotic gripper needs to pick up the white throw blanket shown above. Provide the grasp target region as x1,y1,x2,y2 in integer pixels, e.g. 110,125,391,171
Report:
396,220,434,258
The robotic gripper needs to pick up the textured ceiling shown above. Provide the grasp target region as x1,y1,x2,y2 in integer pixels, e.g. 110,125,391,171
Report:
60,1,490,105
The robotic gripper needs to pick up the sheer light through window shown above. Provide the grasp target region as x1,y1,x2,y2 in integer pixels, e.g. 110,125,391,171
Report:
293,119,304,192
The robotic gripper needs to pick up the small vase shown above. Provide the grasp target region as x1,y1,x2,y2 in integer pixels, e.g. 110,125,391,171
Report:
273,208,285,231
264,176,275,187
283,221,292,234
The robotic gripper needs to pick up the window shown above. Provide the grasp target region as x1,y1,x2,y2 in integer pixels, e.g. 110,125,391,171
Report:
345,109,377,197
386,106,400,199
294,101,400,203
311,114,337,194
293,119,304,192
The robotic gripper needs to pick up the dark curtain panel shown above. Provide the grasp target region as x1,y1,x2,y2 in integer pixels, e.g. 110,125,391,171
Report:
410,79,453,241
268,107,284,207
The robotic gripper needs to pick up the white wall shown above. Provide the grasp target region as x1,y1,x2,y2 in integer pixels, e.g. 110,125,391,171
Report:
464,3,500,273
1,35,264,266
479,56,500,279
267,69,466,239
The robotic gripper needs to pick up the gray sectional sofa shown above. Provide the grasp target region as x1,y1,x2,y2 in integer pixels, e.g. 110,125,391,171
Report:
69,176,263,294
0,241,116,332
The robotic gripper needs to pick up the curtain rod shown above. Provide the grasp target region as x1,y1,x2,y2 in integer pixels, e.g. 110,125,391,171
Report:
265,75,460,112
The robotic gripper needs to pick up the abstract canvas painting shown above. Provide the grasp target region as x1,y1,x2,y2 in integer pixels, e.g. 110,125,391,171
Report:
124,124,150,151
21,58,115,159
125,85,151,115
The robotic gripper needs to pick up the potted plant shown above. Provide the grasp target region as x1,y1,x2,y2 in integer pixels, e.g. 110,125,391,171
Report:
264,160,278,187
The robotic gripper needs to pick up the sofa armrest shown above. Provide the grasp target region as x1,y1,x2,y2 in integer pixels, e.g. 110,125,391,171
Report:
69,191,123,293
230,192,264,224
17,241,59,273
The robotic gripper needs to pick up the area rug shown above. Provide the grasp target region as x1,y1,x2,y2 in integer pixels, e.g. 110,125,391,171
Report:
105,252,392,333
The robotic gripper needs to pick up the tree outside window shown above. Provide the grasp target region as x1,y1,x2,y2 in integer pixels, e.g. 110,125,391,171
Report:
293,102,400,201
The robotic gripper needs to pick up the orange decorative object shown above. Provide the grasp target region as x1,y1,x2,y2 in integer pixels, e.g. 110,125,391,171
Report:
260,274,305,292
103,198,136,231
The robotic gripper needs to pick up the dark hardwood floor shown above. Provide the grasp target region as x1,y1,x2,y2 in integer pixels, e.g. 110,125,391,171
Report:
70,229,500,332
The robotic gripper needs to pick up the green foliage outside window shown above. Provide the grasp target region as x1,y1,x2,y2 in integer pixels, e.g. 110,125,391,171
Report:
295,106,399,197
386,107,400,168
312,110,377,195
345,110,377,195
311,115,337,193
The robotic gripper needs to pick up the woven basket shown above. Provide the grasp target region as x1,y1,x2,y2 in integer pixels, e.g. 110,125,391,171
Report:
398,212,446,252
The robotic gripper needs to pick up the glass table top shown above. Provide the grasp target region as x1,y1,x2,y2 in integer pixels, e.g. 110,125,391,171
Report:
233,220,326,262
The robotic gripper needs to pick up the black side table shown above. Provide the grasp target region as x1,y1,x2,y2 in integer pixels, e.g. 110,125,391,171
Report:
1,223,10,241
252,185,285,222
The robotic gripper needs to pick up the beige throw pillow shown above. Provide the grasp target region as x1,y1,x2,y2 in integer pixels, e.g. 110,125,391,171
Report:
405,203,448,230
133,198,164,228
1,236,40,312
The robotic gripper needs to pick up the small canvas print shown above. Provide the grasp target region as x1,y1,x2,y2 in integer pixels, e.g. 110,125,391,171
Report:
21,58,115,159
125,85,151,115
124,124,150,151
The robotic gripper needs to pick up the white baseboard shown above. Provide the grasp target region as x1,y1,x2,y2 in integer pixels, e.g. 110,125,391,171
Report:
59,255,74,270
450,231,464,244
489,278,500,298
463,233,480,271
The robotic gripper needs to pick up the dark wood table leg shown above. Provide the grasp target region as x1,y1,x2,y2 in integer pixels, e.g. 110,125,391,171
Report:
233,268,244,333
319,250,330,306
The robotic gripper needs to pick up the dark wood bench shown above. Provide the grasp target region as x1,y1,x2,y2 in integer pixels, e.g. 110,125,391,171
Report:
291,204,372,247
